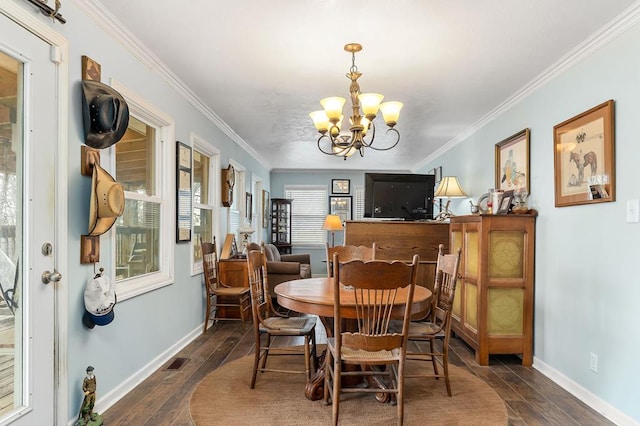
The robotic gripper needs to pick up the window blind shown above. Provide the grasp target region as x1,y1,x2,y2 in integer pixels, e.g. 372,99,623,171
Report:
284,185,327,244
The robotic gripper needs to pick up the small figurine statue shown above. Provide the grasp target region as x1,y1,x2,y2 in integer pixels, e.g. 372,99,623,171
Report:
75,366,103,426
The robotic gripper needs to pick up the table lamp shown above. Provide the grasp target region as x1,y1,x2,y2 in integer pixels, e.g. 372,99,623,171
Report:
322,214,343,247
433,176,468,221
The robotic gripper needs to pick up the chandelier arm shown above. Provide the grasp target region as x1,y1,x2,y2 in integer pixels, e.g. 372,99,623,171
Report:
366,127,400,151
317,134,341,156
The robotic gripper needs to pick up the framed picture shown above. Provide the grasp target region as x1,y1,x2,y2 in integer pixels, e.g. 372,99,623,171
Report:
332,179,350,194
553,100,615,207
497,190,514,214
428,166,442,183
245,192,253,221
495,129,530,193
262,190,270,228
329,196,352,222
175,141,192,242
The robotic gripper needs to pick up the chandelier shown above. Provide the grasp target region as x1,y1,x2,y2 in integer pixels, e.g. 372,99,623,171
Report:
309,43,403,160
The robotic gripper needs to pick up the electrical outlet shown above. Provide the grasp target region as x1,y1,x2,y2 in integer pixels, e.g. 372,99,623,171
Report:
590,352,598,373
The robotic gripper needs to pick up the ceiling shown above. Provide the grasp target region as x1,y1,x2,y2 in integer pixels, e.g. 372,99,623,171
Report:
94,0,637,172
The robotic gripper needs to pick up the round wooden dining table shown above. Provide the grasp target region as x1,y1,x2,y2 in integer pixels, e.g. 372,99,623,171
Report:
275,277,432,401
275,277,432,320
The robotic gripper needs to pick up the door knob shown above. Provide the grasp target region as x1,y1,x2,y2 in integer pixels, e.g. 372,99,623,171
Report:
41,270,62,284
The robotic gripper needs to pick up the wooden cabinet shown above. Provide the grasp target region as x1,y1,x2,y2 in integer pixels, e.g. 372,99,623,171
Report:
450,214,536,366
271,198,292,254
344,221,450,296
217,258,249,318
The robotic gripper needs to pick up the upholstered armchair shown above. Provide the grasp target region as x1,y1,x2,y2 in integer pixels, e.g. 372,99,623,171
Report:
246,242,312,298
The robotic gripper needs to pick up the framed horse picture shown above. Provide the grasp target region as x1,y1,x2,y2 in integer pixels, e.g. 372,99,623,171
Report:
553,100,615,207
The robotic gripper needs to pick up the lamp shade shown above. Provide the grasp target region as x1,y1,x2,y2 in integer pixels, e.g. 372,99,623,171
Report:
434,176,468,198
322,214,343,231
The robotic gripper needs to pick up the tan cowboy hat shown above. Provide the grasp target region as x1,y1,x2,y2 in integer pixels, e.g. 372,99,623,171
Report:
88,163,124,236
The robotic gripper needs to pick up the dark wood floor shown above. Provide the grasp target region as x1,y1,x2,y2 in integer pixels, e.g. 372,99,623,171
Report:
102,317,613,425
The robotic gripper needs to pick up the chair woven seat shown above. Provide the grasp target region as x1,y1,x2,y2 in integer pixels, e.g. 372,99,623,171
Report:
262,317,316,333
407,321,444,337
214,286,250,297
327,337,399,361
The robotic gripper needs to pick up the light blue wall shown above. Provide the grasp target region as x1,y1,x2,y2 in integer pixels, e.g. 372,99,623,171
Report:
272,20,640,426
34,2,270,420
414,21,640,424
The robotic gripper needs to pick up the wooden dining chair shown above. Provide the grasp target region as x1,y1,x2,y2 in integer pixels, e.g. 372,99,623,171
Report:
323,253,419,426
201,237,251,334
324,242,377,277
246,248,317,389
405,244,461,396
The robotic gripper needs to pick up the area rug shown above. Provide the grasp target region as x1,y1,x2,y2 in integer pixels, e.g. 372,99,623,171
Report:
189,350,508,425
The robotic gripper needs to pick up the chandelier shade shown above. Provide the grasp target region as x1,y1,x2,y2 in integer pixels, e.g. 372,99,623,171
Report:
310,43,403,160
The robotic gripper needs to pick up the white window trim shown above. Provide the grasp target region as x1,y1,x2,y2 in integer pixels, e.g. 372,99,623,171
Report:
190,132,220,276
252,175,264,243
110,79,175,300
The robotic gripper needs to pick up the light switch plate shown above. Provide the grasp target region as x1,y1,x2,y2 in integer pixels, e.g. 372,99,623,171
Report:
627,200,640,223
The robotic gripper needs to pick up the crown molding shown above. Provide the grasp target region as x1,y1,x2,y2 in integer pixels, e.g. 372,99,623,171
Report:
71,0,272,171
413,1,640,172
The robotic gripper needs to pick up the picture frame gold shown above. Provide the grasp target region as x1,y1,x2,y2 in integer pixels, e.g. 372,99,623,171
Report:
495,129,530,193
553,100,615,207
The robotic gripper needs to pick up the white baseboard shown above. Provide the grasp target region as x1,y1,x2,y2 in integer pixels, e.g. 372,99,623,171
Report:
533,357,639,426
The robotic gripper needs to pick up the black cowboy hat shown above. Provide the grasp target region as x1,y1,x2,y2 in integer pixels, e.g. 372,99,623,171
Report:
81,80,129,149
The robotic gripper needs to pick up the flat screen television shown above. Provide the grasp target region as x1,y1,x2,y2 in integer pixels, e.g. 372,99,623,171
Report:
364,173,435,220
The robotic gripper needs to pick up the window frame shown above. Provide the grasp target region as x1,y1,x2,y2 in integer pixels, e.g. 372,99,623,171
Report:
190,133,220,275
110,80,174,300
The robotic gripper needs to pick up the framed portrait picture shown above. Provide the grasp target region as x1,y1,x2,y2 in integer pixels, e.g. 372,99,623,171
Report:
553,100,615,207
329,196,352,222
262,190,270,228
497,190,514,214
175,141,192,242
495,129,530,193
331,179,350,194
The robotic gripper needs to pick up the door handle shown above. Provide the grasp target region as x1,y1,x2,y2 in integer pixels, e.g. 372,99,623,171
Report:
41,270,62,284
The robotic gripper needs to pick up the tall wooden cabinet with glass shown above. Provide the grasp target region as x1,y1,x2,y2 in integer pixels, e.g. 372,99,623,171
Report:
449,214,536,366
270,198,292,254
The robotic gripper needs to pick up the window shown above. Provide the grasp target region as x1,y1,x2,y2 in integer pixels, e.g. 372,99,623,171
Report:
284,185,328,245
113,83,174,300
191,136,220,273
